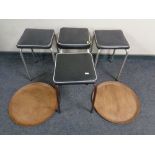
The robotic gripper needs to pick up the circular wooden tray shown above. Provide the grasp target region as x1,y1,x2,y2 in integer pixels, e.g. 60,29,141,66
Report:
8,82,58,126
94,81,140,124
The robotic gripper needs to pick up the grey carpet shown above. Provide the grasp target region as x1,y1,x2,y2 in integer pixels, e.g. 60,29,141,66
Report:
0,52,155,135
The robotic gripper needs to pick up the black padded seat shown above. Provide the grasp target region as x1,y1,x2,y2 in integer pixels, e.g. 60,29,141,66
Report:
95,30,130,49
17,28,54,49
57,27,91,49
53,53,97,84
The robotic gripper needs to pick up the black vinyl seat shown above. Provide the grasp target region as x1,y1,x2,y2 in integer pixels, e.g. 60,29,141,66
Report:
57,27,91,49
95,30,130,49
17,28,54,49
53,53,97,84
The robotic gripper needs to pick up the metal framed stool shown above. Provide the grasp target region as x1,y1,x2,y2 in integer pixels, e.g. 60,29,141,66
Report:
17,28,57,80
93,30,130,80
57,27,91,53
53,53,97,112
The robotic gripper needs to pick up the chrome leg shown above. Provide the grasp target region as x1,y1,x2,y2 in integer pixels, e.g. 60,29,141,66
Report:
31,48,35,58
109,49,116,62
19,49,32,80
90,35,94,53
50,48,55,62
54,34,59,53
116,49,128,80
95,49,101,67
59,49,63,53
87,49,90,53
31,48,39,63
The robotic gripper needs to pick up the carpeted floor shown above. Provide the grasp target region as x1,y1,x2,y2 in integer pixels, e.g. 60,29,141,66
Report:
0,52,155,135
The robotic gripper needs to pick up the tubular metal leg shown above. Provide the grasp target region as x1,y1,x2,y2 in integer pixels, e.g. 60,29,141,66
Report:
87,49,90,53
109,49,116,62
90,84,97,113
90,35,94,53
56,85,61,113
116,49,128,80
19,49,32,80
54,34,59,53
50,48,55,63
59,49,63,53
95,49,101,67
31,48,36,58
31,48,39,63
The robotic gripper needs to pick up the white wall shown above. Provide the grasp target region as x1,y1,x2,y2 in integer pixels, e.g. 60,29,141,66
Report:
0,19,155,55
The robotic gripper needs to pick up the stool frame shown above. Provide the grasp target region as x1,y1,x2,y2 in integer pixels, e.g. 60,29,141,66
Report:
91,34,129,81
19,34,58,81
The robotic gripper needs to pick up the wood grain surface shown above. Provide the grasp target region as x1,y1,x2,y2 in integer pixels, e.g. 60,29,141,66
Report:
94,81,140,124
8,82,58,126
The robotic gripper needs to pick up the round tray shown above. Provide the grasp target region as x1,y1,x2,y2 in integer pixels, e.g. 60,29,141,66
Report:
9,82,58,126
94,81,140,124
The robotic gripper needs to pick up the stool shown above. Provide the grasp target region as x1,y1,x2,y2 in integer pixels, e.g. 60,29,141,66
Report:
53,53,97,112
91,81,140,124
17,28,57,80
93,30,130,80
57,27,91,53
8,82,59,126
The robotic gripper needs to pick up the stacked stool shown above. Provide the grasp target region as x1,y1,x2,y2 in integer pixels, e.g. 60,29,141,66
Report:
54,27,96,112
57,27,91,52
